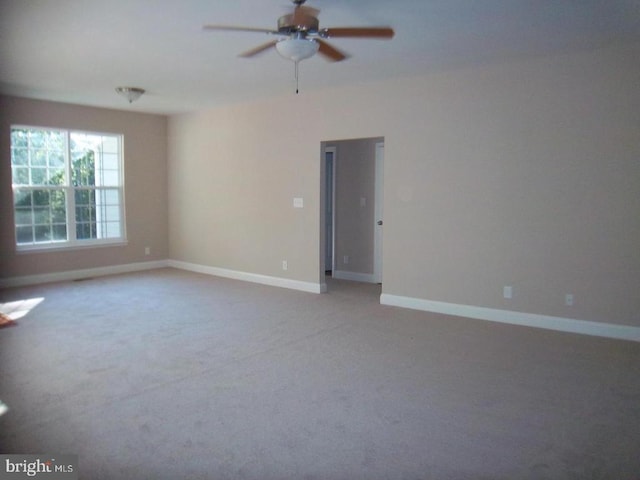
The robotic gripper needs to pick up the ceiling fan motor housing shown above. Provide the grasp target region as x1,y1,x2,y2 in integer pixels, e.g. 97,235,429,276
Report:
278,13,319,34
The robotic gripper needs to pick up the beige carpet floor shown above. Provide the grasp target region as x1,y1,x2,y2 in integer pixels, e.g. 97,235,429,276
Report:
1,268,639,479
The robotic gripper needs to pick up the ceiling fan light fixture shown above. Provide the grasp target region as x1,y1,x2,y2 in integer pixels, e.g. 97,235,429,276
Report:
115,86,145,103
275,38,319,62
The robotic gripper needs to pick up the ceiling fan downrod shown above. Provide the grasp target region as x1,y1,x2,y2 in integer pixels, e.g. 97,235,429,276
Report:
295,61,300,94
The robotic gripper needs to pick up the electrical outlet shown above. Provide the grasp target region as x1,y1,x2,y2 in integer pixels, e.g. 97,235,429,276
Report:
565,294,574,306
282,260,288,271
144,246,151,255
503,286,513,299
343,255,349,265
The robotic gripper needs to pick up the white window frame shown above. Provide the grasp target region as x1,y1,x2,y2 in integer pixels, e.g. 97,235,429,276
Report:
10,125,127,252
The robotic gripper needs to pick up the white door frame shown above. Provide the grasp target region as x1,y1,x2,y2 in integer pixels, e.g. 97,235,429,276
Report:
324,146,336,274
373,142,384,284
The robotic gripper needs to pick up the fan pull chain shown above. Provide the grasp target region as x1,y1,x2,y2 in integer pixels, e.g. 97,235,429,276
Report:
295,61,300,94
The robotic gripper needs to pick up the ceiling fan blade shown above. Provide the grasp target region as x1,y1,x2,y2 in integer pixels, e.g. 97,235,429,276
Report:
316,39,348,62
203,25,278,35
320,27,395,39
239,40,278,58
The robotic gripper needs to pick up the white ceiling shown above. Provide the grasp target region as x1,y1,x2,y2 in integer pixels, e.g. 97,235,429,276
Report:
1,0,639,115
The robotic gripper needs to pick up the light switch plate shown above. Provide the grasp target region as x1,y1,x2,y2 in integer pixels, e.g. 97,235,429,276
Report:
293,197,304,208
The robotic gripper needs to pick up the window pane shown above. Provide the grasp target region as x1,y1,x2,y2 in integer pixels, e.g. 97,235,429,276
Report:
11,129,28,148
32,149,47,166
31,167,48,185
52,206,66,223
71,133,101,187
15,208,33,225
100,169,120,186
76,223,88,239
48,151,65,168
11,148,28,166
33,190,50,206
52,224,67,241
102,153,119,170
97,188,119,205
34,225,51,242
50,189,65,203
101,136,119,153
76,222,96,240
12,167,29,185
76,206,94,222
76,190,96,207
16,226,33,244
33,207,51,224
51,191,66,222
46,131,65,150
75,189,90,205
47,168,65,185
48,167,66,185
14,190,32,207
104,206,120,221
108,189,120,204
104,222,121,238
72,150,96,186
29,130,45,148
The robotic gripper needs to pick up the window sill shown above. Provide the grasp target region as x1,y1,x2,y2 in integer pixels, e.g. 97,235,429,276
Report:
16,239,128,255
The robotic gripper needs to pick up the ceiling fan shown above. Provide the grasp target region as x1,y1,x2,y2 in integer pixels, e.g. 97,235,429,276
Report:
203,0,395,64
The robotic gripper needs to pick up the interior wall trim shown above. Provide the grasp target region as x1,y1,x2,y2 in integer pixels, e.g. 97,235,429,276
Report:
380,293,640,343
0,260,170,289
168,260,325,294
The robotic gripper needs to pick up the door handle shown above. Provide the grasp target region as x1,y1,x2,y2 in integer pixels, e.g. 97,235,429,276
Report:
377,220,383,226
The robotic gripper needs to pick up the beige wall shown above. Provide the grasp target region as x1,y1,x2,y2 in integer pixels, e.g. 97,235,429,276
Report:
167,102,321,283
0,96,169,278
169,43,640,327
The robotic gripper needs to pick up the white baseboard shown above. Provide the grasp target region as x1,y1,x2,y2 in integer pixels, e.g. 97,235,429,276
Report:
0,260,170,289
168,260,324,294
332,270,376,283
380,293,640,343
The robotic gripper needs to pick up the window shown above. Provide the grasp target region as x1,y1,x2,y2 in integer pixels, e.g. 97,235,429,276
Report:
10,126,125,251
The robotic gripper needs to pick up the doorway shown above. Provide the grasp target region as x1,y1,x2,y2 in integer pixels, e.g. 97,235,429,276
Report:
320,137,384,288
324,147,336,276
